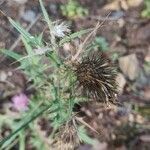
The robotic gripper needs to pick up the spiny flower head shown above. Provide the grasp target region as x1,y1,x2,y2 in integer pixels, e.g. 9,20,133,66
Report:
74,51,118,104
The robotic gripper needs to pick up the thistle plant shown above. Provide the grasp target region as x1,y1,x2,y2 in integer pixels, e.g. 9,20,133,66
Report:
0,0,118,149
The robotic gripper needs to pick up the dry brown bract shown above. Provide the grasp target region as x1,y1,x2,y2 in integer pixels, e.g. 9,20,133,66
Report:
75,51,118,104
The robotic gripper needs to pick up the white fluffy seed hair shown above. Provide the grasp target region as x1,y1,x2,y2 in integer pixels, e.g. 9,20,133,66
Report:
51,21,70,38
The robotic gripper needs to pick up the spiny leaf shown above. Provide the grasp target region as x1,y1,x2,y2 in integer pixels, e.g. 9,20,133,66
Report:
59,29,91,46
8,17,41,46
77,126,95,145
39,0,52,31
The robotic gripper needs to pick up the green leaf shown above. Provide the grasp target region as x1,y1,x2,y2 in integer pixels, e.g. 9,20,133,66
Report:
77,126,95,145
94,36,108,51
59,29,91,46
21,36,33,56
39,0,52,31
9,17,32,40
1,134,18,149
8,17,41,46
37,33,44,45
0,49,22,60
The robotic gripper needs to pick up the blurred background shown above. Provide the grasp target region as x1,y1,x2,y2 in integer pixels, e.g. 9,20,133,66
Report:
0,0,150,149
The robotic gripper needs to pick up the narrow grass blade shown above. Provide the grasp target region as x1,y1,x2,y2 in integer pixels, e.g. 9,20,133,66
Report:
0,49,22,60
8,17,33,41
8,17,40,46
77,126,95,145
39,0,52,31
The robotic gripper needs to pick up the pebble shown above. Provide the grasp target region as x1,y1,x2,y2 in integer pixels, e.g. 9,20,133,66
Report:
21,10,36,23
116,73,126,94
119,54,140,80
145,46,150,62
143,87,150,101
111,11,124,20
127,0,143,7
0,71,7,82
49,3,57,15
140,135,150,142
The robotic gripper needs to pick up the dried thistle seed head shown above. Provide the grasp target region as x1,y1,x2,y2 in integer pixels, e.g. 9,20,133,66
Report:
52,123,79,150
75,51,118,104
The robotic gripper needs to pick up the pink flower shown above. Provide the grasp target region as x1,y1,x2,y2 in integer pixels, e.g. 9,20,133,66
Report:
11,93,29,111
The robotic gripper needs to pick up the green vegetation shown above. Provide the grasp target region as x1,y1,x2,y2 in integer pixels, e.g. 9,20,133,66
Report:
141,0,150,18
93,36,109,51
60,0,88,19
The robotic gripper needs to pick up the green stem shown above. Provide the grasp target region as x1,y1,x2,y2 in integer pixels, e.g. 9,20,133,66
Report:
47,51,62,67
19,130,25,150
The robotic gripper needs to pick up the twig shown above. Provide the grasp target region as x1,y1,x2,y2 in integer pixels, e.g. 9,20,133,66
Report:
89,15,123,21
72,12,111,61
11,14,41,50
75,116,99,134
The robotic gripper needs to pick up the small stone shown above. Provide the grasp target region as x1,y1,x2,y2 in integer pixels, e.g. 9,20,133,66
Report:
119,54,140,80
49,3,57,15
63,43,71,52
8,71,13,76
118,18,125,28
116,73,126,94
0,71,7,82
79,144,92,150
127,0,143,7
93,140,107,150
22,10,36,23
145,46,150,62
143,87,150,101
129,114,134,122
136,114,144,124
140,135,150,142
104,0,122,10
0,42,5,48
